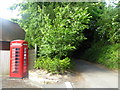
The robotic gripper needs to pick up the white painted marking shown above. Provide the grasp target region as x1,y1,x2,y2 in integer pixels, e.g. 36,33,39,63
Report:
65,82,73,89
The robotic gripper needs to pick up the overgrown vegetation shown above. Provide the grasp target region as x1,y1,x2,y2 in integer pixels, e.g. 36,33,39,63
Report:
10,2,91,73
80,3,120,69
83,42,119,69
34,57,71,74
10,2,119,73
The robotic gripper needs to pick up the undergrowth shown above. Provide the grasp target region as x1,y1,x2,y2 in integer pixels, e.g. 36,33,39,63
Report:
82,42,120,69
34,57,72,74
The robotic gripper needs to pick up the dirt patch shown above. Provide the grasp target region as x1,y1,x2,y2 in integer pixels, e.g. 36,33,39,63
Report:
29,69,84,84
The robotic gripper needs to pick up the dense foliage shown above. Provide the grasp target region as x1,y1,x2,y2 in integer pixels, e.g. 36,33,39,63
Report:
10,2,119,73
10,2,91,73
83,42,119,69
97,6,120,44
34,57,71,74
79,2,120,69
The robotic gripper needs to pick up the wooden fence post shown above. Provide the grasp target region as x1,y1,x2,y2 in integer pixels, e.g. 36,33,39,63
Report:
35,44,37,60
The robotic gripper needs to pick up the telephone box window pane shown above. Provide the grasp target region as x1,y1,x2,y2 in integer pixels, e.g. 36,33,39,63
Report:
12,48,15,51
15,61,19,63
15,64,18,66
13,71,18,73
16,48,20,50
24,57,26,59
15,58,19,60
16,51,19,54
15,55,19,57
12,48,20,73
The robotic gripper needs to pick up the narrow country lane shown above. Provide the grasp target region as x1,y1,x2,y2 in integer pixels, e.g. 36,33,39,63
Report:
73,60,118,88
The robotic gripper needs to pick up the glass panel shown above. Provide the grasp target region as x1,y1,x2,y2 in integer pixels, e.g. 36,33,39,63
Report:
15,61,19,63
15,58,19,60
15,55,19,57
12,48,20,73
16,48,20,50
23,48,27,73
16,51,19,54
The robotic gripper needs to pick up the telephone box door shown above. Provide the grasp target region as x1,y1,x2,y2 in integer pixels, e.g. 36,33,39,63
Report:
10,40,28,78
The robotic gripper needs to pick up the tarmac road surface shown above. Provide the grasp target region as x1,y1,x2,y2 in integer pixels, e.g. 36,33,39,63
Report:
73,60,118,88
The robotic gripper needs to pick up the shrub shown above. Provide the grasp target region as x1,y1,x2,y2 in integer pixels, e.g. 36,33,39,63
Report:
34,57,71,74
96,6,120,44
22,3,91,73
83,42,119,69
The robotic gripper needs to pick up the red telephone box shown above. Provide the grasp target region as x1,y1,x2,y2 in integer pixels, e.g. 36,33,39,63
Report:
10,40,28,78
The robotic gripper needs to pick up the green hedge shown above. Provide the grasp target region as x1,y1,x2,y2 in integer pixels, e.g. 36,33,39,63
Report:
34,57,72,74
83,42,120,69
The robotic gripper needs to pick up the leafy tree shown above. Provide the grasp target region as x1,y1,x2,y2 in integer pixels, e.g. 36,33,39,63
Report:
96,5,120,44
71,2,106,58
81,2,120,69
10,2,91,73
